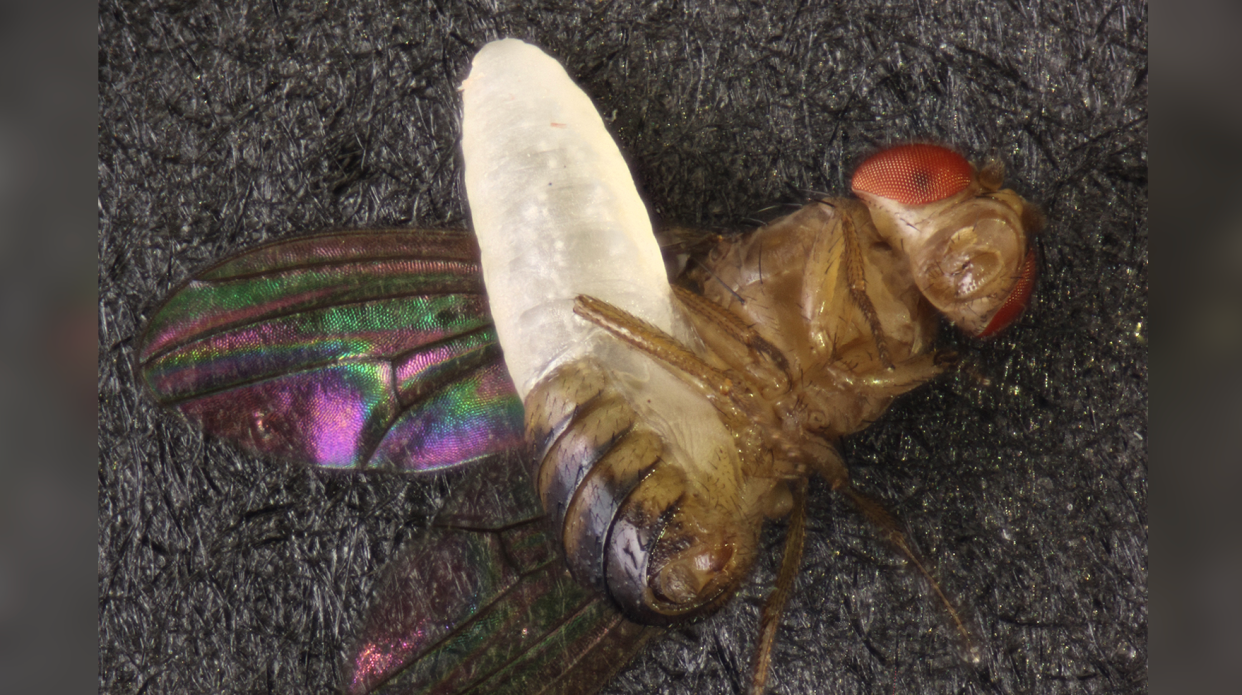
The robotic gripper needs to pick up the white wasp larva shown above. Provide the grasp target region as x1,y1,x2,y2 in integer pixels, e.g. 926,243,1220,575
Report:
462,38,682,397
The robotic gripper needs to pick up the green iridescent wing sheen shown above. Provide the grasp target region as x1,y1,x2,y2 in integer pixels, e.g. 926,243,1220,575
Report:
138,229,525,471
139,229,656,693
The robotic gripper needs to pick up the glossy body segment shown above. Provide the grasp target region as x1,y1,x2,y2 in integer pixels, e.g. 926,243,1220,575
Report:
138,229,524,471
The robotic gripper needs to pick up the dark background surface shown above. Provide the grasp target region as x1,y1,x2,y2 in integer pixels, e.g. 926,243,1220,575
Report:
95,1,1147,694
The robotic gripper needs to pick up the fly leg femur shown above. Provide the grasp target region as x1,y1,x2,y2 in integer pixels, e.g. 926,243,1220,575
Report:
572,294,766,440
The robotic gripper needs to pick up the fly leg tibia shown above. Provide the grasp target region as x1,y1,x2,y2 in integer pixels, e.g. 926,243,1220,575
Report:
839,210,893,368
671,284,792,395
838,483,980,664
572,294,733,394
749,477,808,695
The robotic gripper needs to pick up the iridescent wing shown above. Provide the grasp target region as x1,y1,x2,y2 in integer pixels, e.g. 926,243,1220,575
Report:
346,449,658,695
138,229,656,693
138,229,525,471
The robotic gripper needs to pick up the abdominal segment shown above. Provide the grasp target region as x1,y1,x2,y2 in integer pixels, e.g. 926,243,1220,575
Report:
523,352,770,626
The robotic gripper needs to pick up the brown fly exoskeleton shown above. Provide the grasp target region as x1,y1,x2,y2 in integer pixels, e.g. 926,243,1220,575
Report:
561,143,1039,692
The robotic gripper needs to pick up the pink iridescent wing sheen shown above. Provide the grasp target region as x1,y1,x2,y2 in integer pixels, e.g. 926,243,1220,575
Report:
139,229,654,693
138,229,525,471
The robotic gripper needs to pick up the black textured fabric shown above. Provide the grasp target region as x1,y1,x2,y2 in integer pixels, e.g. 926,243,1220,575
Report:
98,2,1147,693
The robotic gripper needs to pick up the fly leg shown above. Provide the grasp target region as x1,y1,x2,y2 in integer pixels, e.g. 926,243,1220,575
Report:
671,284,792,395
572,294,735,396
808,453,980,663
837,204,894,368
749,477,808,695
572,294,766,440
828,349,956,401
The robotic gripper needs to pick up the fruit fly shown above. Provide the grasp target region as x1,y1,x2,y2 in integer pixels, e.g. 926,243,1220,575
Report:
136,39,1042,695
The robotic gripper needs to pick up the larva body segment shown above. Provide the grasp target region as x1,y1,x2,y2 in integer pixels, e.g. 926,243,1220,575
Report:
462,38,680,397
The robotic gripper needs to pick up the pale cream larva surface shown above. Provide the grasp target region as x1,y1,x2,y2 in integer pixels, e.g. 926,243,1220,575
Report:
461,39,746,502
461,38,679,398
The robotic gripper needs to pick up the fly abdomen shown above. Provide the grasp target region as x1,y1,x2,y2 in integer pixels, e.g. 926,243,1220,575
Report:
525,359,663,596
531,368,637,554
562,426,663,594
525,356,762,626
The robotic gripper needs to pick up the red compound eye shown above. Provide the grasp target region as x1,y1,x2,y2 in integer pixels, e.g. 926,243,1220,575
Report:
851,144,973,205
978,248,1038,337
